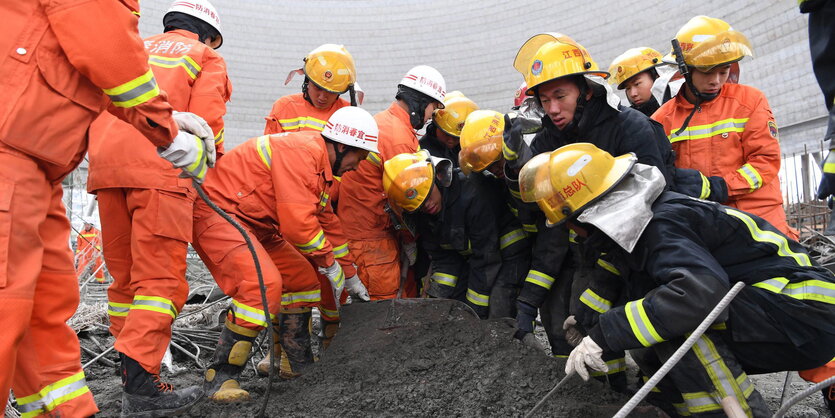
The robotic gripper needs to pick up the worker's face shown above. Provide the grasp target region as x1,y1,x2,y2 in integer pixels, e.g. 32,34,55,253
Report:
623,72,654,107
420,185,442,215
537,78,591,130
486,158,505,179
435,128,460,149
690,65,731,96
423,102,443,127
308,82,340,110
329,143,369,176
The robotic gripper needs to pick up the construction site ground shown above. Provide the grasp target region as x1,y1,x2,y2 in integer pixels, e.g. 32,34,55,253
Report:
72,299,831,417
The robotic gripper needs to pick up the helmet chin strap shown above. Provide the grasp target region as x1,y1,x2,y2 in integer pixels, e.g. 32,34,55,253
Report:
671,38,720,136
302,77,312,106
328,140,350,175
349,85,357,107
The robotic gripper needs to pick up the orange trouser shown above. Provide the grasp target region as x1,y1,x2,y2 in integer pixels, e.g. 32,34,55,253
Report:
0,147,98,416
262,238,321,311
75,251,105,282
350,237,401,300
97,188,191,374
800,360,835,383
192,199,282,331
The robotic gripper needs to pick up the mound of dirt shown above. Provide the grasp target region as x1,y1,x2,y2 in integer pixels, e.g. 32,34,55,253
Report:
184,298,661,417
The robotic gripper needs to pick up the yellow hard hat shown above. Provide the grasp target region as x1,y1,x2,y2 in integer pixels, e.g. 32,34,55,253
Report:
608,47,663,89
434,91,479,138
513,33,577,76
519,143,636,226
664,16,753,70
518,37,609,96
458,110,504,175
383,150,435,213
303,44,357,94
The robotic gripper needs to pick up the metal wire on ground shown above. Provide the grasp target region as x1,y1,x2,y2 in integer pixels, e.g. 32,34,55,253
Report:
524,372,576,417
194,181,275,418
612,281,746,418
773,375,835,418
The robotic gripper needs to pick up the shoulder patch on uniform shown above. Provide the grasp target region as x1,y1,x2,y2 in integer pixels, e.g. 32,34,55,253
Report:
768,120,778,139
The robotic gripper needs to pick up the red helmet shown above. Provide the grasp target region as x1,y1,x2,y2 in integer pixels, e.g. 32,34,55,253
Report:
513,81,527,108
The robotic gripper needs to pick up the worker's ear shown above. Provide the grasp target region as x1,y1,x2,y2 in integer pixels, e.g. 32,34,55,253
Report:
208,35,222,49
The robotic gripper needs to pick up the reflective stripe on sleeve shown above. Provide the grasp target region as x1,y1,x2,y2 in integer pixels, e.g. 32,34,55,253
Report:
499,228,527,250
624,298,665,347
579,288,612,314
737,163,763,192
725,209,811,266
256,135,273,169
525,270,555,290
296,230,327,253
596,258,621,276
332,243,349,259
103,69,160,108
279,116,327,131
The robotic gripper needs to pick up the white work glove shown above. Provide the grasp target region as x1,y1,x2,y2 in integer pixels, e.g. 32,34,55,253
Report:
565,336,608,381
562,315,585,347
318,263,345,304
172,111,216,167
157,131,209,183
345,274,370,302
401,241,417,266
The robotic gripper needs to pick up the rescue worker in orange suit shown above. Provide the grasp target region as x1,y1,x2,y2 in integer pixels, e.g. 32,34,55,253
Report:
0,0,213,416
522,143,835,417
653,16,797,239
801,0,835,411
192,106,377,403
75,221,105,283
260,44,358,367
86,0,231,415
457,110,532,319
383,150,525,319
338,65,447,300
419,91,479,166
608,47,665,117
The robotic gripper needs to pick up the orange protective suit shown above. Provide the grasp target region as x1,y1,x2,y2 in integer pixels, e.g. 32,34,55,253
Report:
263,92,352,320
76,224,105,283
264,93,348,134
653,83,796,238
338,102,418,299
0,0,179,414
87,28,231,375
193,131,356,329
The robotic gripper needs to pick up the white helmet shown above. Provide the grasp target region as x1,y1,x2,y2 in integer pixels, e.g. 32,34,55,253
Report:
322,107,379,153
399,65,446,103
165,0,223,46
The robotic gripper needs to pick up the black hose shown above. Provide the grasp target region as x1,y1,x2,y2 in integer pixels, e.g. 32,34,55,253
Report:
194,181,274,418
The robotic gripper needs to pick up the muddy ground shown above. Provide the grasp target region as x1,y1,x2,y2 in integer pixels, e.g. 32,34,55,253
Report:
77,299,830,417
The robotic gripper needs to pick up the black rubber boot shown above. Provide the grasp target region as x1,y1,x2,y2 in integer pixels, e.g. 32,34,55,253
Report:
824,384,835,416
278,309,314,379
203,319,257,403
119,353,202,418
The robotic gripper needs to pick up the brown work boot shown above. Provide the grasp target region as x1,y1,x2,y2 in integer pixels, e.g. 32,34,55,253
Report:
119,353,202,418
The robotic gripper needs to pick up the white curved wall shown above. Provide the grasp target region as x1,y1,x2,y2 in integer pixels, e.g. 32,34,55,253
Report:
138,0,824,153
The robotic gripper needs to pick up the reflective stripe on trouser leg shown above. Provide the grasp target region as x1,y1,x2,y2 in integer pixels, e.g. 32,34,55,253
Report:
229,299,276,329
16,372,92,418
652,332,769,417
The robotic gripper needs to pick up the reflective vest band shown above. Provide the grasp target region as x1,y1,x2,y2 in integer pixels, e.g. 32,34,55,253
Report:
333,243,349,259
107,301,131,317
279,116,327,131
525,270,555,290
590,357,626,376
737,163,763,192
17,371,91,417
431,272,457,288
466,288,489,307
625,298,665,347
281,289,321,306
500,228,527,250
131,295,178,319
725,208,812,266
579,288,612,314
230,299,273,328
148,54,202,79
754,277,835,304
104,69,160,108
256,135,273,169
296,230,327,253
668,117,749,143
